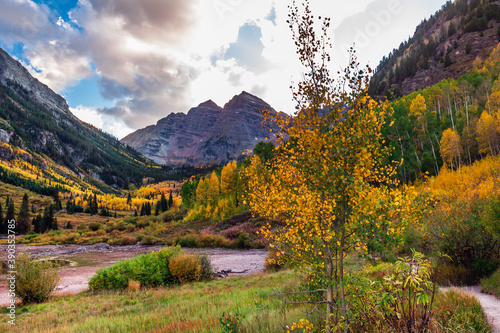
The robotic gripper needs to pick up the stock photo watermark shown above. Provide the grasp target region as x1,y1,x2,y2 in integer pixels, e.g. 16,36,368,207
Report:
5,218,17,326
339,0,403,55
214,0,244,20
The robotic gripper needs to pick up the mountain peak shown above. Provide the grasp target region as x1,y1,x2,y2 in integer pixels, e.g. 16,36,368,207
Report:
198,99,219,108
0,47,70,116
224,91,269,111
121,92,280,166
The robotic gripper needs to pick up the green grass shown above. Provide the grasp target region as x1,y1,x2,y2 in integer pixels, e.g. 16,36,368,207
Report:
0,268,493,333
481,267,500,299
0,270,306,333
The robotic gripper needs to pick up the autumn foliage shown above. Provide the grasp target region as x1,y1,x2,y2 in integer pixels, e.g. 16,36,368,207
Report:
245,2,426,331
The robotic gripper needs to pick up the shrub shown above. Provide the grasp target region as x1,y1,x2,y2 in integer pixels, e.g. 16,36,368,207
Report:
480,266,500,298
126,224,135,232
127,280,140,292
96,229,106,236
63,233,80,244
88,222,101,231
123,216,139,225
115,221,127,231
136,218,150,228
169,254,201,284
161,208,187,222
77,224,87,231
178,235,197,248
236,233,255,249
89,246,181,290
121,236,137,246
349,252,437,332
142,235,156,245
196,234,227,248
198,253,213,281
425,199,500,284
265,247,284,272
15,253,60,304
434,262,470,286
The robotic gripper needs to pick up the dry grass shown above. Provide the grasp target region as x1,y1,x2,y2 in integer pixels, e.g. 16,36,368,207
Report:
127,280,141,292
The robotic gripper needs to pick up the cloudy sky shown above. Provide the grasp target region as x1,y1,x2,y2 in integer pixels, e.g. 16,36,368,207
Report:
0,0,448,139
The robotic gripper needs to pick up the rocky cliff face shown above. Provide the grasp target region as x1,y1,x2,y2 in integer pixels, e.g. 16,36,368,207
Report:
369,0,500,98
121,92,280,166
0,48,71,117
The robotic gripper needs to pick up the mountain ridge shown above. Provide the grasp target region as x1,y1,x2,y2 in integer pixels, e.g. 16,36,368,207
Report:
0,46,177,192
0,48,72,117
121,91,280,166
369,0,500,98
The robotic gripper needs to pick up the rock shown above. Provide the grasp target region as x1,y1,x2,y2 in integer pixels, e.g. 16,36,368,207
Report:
0,129,12,143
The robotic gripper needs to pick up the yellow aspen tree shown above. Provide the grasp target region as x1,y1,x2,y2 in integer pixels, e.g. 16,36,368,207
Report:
477,111,499,156
207,171,220,203
220,160,237,194
195,178,208,204
488,90,500,111
440,128,462,171
244,2,415,331
410,94,427,129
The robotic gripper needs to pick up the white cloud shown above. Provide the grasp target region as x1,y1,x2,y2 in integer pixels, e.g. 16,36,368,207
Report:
0,0,450,138
70,105,134,139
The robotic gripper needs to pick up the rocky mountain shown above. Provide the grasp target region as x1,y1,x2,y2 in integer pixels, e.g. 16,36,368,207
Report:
0,47,173,193
369,0,500,98
121,92,280,166
0,48,71,117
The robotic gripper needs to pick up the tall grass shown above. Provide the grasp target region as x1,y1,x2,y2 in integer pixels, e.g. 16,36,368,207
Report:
0,271,305,333
481,267,500,299
0,269,493,332
431,289,492,332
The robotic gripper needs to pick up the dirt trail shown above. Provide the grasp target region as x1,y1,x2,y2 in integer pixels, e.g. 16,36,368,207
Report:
0,244,267,307
441,286,500,332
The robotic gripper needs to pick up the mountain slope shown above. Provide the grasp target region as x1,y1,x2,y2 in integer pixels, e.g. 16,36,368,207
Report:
370,0,500,98
0,47,172,193
121,92,281,166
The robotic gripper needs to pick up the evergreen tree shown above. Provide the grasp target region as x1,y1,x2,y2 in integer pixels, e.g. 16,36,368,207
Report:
42,206,55,232
134,210,138,217
168,191,174,209
31,204,36,214
92,194,98,215
52,217,59,231
53,189,62,211
66,199,74,214
32,214,42,234
17,193,31,234
0,202,3,234
155,201,160,216
65,221,73,229
160,193,168,212
444,53,452,68
127,192,132,206
5,201,15,233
